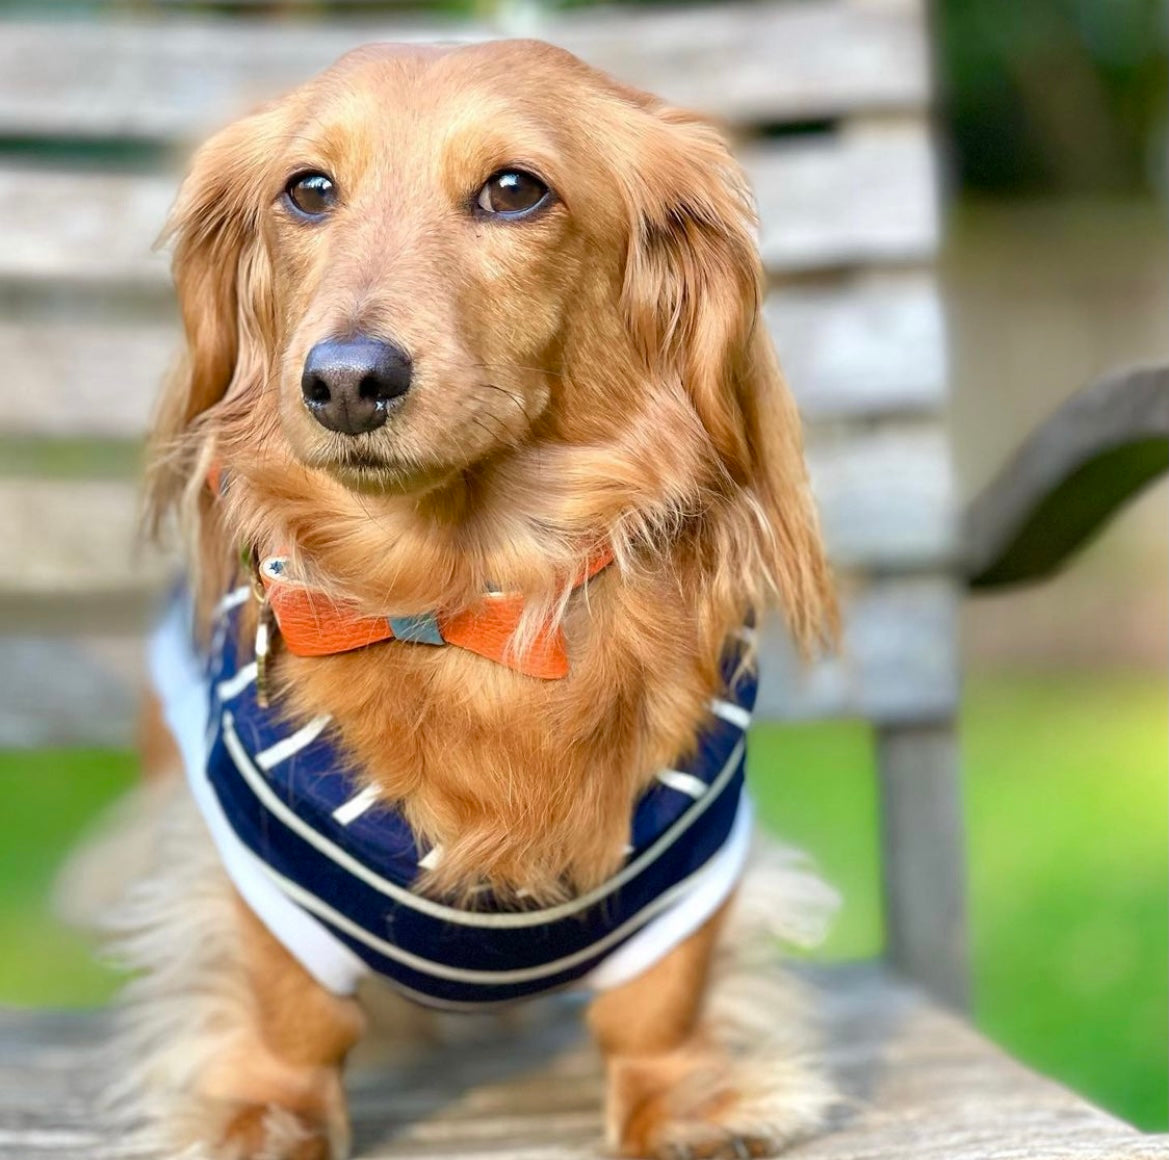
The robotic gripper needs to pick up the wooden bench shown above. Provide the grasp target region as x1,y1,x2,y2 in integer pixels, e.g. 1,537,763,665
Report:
1,2,1165,1156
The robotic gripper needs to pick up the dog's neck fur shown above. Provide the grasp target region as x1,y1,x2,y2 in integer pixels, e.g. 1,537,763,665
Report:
199,446,744,905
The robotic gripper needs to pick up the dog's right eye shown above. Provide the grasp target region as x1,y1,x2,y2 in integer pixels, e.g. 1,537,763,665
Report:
284,172,337,219
476,170,550,218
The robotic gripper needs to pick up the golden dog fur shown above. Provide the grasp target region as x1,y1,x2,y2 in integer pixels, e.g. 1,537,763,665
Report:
102,39,839,1160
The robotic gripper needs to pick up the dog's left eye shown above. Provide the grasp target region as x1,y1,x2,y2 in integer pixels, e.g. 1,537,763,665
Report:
284,171,337,218
476,170,550,218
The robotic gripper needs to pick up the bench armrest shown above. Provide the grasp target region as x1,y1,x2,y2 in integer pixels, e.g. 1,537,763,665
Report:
964,364,1169,590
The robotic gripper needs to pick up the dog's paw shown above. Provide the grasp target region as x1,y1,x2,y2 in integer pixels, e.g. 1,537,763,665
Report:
213,1101,342,1160
607,1047,833,1160
126,1094,349,1160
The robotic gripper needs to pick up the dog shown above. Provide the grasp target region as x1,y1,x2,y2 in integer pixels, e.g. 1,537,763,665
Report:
95,38,840,1160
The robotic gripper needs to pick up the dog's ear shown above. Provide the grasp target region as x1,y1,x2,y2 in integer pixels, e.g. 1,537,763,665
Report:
623,108,837,648
622,108,761,481
146,106,281,528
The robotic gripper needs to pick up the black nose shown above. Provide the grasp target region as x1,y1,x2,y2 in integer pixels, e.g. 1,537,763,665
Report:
301,336,412,435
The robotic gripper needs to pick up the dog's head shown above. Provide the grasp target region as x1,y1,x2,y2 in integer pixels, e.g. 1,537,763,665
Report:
152,41,833,646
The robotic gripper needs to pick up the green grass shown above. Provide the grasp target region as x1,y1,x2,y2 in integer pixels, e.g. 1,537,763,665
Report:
0,750,137,1005
962,675,1168,1132
0,436,142,480
0,673,1165,1129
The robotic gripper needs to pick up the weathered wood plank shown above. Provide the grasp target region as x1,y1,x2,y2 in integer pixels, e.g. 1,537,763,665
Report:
0,480,166,599
0,424,954,607
754,576,960,725
0,314,175,439
0,965,1163,1159
0,123,937,289
0,635,143,750
0,575,958,748
877,723,969,1009
1,168,172,289
0,2,929,144
805,423,956,570
749,122,939,271
965,364,1169,589
0,272,945,439
769,269,946,419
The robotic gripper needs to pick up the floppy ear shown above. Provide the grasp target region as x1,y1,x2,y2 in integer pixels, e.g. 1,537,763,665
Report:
145,106,281,528
623,107,837,649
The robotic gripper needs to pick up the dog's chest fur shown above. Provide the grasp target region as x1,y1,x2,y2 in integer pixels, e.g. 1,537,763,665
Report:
261,566,730,906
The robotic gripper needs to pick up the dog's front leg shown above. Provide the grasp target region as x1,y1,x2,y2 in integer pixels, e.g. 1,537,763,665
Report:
111,837,363,1158
189,899,367,1160
122,885,366,1160
588,903,730,1159
109,701,366,1159
588,899,815,1160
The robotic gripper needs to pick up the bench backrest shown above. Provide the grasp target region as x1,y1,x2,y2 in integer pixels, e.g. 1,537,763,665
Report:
0,0,964,1005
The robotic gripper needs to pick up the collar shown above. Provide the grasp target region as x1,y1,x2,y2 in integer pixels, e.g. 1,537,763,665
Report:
209,461,614,679
256,547,614,680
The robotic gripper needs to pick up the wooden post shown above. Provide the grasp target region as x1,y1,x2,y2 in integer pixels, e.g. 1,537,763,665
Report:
875,722,969,1010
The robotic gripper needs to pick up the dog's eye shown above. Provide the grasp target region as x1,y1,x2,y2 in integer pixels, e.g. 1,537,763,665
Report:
476,170,550,218
284,172,337,218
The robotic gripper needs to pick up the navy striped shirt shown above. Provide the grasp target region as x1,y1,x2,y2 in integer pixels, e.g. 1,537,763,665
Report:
154,588,756,1009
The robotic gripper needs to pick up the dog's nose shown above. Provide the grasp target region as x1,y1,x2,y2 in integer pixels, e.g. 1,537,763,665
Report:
301,337,412,435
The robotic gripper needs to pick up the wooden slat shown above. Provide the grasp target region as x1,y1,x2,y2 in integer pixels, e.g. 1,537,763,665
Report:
0,965,1163,1159
748,122,939,271
805,423,956,570
0,576,957,747
1,168,172,289
754,576,960,725
0,424,953,607
0,315,174,439
769,269,946,420
0,2,929,144
0,272,945,439
0,123,937,290
0,635,142,750
0,480,166,600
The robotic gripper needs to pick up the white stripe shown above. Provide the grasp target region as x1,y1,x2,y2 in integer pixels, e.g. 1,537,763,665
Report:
221,711,745,931
710,698,752,731
736,625,758,647
656,769,708,799
214,585,252,617
216,662,257,701
417,844,444,871
332,785,381,826
256,715,332,771
249,808,749,988
587,795,753,991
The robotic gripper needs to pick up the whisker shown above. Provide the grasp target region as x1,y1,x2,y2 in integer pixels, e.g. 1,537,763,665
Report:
481,382,530,419
470,360,566,380
471,413,515,448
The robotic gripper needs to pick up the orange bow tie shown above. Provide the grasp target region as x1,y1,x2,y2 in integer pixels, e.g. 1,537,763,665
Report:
207,465,611,679
255,549,613,680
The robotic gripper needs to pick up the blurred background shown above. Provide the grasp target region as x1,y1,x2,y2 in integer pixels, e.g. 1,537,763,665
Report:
0,0,1165,1136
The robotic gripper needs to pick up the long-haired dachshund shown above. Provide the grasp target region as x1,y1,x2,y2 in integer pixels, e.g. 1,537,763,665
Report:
96,39,840,1160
